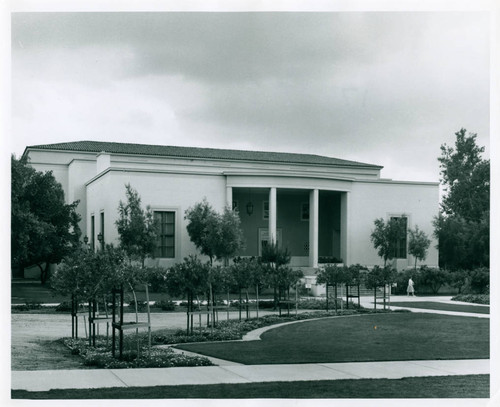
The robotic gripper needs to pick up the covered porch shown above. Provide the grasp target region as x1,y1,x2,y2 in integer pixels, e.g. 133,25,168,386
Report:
226,183,350,268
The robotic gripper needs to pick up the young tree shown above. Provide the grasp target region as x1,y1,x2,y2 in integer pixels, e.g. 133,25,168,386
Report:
370,218,406,266
212,206,245,264
364,265,397,291
230,257,255,320
408,226,431,270
316,264,348,311
260,242,292,308
185,199,245,265
165,255,209,334
116,184,158,267
11,155,81,283
51,245,128,302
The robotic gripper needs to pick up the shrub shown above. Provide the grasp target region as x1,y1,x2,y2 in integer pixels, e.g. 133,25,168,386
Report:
13,301,43,311
448,268,489,294
392,269,417,295
297,298,328,310
449,269,469,294
127,299,147,312
55,301,73,312
469,267,489,294
451,294,490,305
419,266,450,294
153,300,176,311
257,300,275,309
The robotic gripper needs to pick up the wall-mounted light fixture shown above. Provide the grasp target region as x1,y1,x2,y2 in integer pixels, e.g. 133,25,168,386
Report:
246,201,254,216
246,188,253,215
83,235,89,245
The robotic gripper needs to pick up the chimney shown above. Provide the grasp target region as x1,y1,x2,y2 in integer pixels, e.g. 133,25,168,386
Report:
96,151,111,174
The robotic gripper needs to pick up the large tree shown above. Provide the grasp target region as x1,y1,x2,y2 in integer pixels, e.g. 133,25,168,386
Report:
115,184,158,267
11,155,81,282
438,128,489,222
434,129,489,269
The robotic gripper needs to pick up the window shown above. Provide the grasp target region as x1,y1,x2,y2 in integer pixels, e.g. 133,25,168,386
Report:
91,215,95,251
100,212,105,250
155,211,175,258
391,216,408,258
301,202,309,221
263,201,269,219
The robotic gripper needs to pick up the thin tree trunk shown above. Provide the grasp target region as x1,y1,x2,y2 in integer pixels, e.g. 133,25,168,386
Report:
238,288,242,321
39,263,50,285
210,283,214,330
256,285,259,319
245,289,249,319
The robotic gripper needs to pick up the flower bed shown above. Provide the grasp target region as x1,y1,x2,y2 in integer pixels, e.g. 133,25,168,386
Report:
62,337,213,369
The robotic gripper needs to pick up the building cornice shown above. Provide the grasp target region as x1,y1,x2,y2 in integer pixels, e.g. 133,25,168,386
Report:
356,179,440,186
24,146,383,172
223,170,357,182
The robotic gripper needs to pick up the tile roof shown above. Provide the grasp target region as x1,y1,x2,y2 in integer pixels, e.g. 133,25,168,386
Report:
25,140,382,168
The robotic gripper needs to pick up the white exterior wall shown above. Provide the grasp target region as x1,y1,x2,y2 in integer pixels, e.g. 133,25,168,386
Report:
67,159,97,235
348,180,439,268
86,169,227,268
24,147,439,272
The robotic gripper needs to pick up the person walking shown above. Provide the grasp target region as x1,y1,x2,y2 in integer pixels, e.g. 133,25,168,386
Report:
407,277,415,296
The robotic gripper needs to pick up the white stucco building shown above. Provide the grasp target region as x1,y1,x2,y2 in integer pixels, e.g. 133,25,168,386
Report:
22,141,439,272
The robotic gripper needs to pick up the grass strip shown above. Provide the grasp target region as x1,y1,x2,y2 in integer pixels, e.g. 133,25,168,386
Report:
176,313,489,364
11,374,489,399
390,301,489,314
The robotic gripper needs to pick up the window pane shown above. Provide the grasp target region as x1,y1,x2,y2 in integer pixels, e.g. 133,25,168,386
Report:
154,210,175,258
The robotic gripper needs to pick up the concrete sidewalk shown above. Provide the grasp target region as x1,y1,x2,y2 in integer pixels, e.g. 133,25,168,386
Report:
12,359,489,392
358,295,489,319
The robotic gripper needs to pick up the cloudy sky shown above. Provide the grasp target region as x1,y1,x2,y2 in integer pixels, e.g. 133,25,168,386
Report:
10,9,490,182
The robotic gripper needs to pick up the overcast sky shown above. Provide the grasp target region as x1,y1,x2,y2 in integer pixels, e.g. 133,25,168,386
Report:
10,10,490,182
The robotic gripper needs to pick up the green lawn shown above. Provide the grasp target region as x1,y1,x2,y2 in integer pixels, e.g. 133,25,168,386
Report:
11,282,68,304
390,301,489,314
176,313,489,364
11,375,490,399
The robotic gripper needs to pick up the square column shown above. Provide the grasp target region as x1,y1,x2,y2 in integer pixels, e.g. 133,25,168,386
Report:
269,187,277,244
226,186,233,208
309,189,319,268
340,192,350,265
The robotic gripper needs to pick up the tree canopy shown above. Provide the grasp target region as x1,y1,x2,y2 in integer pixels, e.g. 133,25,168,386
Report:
408,226,431,269
434,129,489,269
11,155,81,282
51,245,133,300
185,199,245,265
115,184,158,267
370,217,406,266
438,128,489,222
